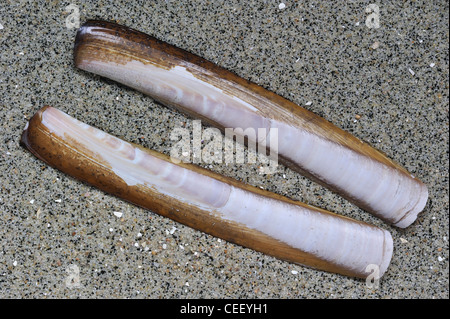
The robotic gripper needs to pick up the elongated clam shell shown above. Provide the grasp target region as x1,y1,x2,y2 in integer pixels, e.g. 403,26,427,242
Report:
73,20,428,228
21,106,393,278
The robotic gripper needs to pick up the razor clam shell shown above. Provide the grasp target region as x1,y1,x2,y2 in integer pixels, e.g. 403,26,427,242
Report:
21,106,393,278
73,20,428,228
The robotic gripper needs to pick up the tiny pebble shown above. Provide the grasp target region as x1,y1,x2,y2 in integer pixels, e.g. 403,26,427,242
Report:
371,41,380,49
355,114,361,120
13,261,17,267
109,228,114,232
438,256,444,262
113,211,123,218
162,244,167,249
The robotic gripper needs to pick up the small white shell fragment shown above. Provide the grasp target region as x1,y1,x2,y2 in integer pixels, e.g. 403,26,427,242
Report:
278,3,286,10
438,256,444,262
291,270,298,275
113,211,123,218
400,238,408,244
169,226,177,234
30,199,35,204
162,244,167,249
13,261,17,267
430,63,435,68
305,101,313,106
408,68,415,76
0,23,4,30
54,199,62,203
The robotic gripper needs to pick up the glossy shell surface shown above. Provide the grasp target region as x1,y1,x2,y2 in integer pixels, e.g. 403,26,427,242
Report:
21,106,394,278
73,20,428,227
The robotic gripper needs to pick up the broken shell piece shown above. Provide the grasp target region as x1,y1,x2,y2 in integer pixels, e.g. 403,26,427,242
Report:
21,106,393,278
73,20,428,227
